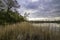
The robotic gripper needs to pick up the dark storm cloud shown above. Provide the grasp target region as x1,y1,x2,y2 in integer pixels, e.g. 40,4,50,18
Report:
18,0,60,17
25,2,39,9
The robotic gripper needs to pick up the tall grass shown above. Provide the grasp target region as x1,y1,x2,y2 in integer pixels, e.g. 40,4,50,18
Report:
0,22,60,40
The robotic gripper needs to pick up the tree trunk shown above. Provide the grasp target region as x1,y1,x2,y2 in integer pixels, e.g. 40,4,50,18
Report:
7,7,10,14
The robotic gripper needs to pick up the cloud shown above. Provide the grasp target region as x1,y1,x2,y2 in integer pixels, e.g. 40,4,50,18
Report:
17,0,60,18
31,0,39,2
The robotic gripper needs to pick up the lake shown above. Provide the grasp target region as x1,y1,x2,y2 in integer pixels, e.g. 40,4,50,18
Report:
32,23,60,32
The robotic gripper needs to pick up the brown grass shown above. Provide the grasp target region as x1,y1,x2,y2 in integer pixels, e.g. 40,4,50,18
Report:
0,22,60,40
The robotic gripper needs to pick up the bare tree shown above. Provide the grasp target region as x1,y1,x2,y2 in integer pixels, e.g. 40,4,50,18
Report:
24,12,30,20
0,0,20,13
5,0,20,14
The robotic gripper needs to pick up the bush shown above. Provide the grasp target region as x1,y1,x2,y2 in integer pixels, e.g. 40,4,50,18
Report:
0,11,24,25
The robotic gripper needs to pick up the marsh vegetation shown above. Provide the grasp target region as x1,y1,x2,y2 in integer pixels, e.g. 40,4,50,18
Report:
0,22,60,40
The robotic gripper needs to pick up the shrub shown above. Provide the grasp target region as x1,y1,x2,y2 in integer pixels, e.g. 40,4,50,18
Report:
0,11,24,25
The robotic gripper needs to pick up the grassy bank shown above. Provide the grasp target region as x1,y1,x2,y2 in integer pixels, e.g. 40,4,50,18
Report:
0,22,60,40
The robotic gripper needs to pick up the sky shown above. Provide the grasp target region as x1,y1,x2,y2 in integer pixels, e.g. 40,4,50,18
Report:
17,0,60,18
